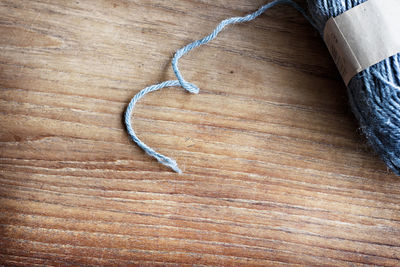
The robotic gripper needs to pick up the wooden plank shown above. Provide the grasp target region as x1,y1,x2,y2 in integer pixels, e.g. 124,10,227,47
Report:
0,0,399,266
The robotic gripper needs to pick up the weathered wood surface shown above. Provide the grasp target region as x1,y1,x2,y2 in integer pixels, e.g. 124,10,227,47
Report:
1,0,399,266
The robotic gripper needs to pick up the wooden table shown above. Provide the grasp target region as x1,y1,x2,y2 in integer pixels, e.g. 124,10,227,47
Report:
1,1,399,266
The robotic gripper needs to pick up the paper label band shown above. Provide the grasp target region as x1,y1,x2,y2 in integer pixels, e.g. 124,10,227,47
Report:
323,0,400,85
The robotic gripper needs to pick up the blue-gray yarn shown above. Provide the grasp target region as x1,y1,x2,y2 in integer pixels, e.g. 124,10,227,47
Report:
308,0,400,175
125,0,314,173
126,0,400,175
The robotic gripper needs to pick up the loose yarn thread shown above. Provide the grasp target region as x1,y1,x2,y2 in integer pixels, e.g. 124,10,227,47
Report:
125,0,400,175
125,0,314,173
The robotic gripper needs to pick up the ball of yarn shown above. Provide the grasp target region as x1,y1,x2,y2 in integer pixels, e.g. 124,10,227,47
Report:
308,0,400,175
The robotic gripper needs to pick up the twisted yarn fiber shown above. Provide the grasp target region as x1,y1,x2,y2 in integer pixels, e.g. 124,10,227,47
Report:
125,0,314,173
125,0,400,175
308,0,400,175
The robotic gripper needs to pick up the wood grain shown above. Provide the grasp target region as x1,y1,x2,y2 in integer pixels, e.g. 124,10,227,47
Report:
1,0,400,266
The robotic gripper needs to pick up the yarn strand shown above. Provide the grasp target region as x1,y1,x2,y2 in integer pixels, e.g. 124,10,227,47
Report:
125,0,316,173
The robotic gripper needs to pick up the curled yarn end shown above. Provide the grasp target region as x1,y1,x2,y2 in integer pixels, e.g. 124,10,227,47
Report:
182,82,200,94
124,80,184,174
155,156,183,174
